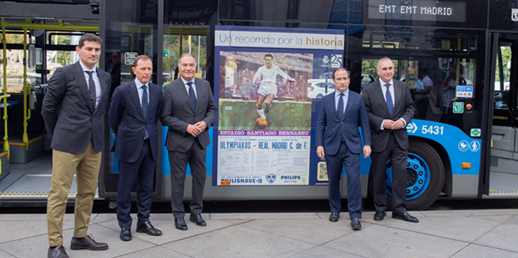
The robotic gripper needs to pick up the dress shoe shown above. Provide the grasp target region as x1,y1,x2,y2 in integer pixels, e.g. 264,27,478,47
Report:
392,212,419,223
137,221,162,236
329,212,340,222
120,227,131,241
70,235,108,251
175,217,188,230
373,211,386,221
48,245,69,258
190,213,207,226
350,218,361,230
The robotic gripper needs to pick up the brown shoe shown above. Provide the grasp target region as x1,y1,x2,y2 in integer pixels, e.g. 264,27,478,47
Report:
70,235,108,251
48,245,69,258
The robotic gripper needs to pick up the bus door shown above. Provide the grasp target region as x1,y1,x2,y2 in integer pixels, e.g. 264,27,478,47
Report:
488,32,518,197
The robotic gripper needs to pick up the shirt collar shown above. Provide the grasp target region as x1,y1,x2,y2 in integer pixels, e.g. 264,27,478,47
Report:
134,78,148,88
335,89,349,97
181,77,195,85
79,61,96,73
379,79,394,87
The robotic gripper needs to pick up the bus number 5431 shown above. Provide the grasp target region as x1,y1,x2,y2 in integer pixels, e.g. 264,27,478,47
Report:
422,125,444,135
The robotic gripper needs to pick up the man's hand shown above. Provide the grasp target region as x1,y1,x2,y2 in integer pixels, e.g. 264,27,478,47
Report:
391,119,405,130
383,119,395,129
186,124,202,137
194,121,207,131
363,145,371,158
316,146,325,159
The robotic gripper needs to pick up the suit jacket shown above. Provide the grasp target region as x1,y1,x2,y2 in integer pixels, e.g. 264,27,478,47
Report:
42,61,110,154
109,81,163,162
362,79,415,152
160,77,217,152
316,90,371,155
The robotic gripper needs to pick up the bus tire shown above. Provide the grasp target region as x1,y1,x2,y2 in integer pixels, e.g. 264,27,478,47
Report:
385,140,445,210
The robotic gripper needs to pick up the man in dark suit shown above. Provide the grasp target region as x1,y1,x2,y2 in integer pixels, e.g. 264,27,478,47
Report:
160,54,217,230
109,55,163,241
42,33,110,258
362,57,419,223
316,68,371,230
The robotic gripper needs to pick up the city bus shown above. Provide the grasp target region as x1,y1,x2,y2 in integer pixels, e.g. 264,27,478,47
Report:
0,0,516,210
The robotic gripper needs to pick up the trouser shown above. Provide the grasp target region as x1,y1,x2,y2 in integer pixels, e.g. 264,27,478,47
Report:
47,141,101,246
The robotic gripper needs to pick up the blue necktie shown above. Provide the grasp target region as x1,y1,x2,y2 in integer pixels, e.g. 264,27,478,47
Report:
337,92,344,121
85,71,96,110
141,85,149,139
385,83,393,116
187,82,197,111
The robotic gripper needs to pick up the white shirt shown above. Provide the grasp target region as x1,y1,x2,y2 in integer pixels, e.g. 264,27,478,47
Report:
379,79,407,130
335,89,349,114
134,79,149,106
79,61,101,107
380,79,395,108
181,77,197,99
252,64,294,88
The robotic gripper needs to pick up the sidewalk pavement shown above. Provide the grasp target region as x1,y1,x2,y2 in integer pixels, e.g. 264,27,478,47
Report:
0,209,517,257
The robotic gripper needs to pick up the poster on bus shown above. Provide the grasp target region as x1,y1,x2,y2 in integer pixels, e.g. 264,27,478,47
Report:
213,26,344,186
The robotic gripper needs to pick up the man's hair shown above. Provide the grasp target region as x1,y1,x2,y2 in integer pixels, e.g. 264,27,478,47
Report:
377,57,391,70
332,67,350,79
178,53,197,67
133,55,152,67
264,53,274,59
78,33,102,48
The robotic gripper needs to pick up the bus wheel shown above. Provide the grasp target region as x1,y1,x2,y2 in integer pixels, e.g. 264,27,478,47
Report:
385,140,445,210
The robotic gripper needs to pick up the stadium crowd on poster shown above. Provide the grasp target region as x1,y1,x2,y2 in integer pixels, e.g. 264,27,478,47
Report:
213,26,345,186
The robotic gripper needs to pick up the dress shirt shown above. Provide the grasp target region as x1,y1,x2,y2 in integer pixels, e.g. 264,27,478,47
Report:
134,79,149,105
181,77,197,99
79,61,101,107
379,79,407,130
335,89,349,114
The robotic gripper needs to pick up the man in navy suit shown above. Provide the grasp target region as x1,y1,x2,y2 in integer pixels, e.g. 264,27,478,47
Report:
109,55,163,241
363,57,419,223
43,33,110,258
316,68,371,230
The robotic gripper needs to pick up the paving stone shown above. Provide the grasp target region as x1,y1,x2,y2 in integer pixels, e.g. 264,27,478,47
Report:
323,224,468,258
289,246,364,258
162,224,315,258
475,223,518,252
451,244,518,258
117,246,191,258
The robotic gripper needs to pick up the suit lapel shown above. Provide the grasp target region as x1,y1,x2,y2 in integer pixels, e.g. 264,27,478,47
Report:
177,79,195,113
72,62,94,112
373,81,392,117
147,83,158,119
343,92,353,121
94,67,108,113
393,81,404,115
129,81,145,120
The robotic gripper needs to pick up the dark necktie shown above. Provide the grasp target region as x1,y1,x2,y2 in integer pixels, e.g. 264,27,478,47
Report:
85,71,96,110
141,85,149,139
385,83,393,116
187,82,197,111
337,92,344,121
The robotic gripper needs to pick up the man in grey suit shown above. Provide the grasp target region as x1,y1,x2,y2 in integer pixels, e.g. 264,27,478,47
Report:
362,57,419,223
42,33,110,258
161,54,217,230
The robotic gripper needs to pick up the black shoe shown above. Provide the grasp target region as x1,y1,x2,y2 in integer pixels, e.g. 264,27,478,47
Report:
175,217,188,230
48,245,69,258
350,218,361,230
120,227,131,241
137,221,162,236
70,235,108,250
392,212,419,223
329,212,340,222
374,211,386,221
190,213,207,227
